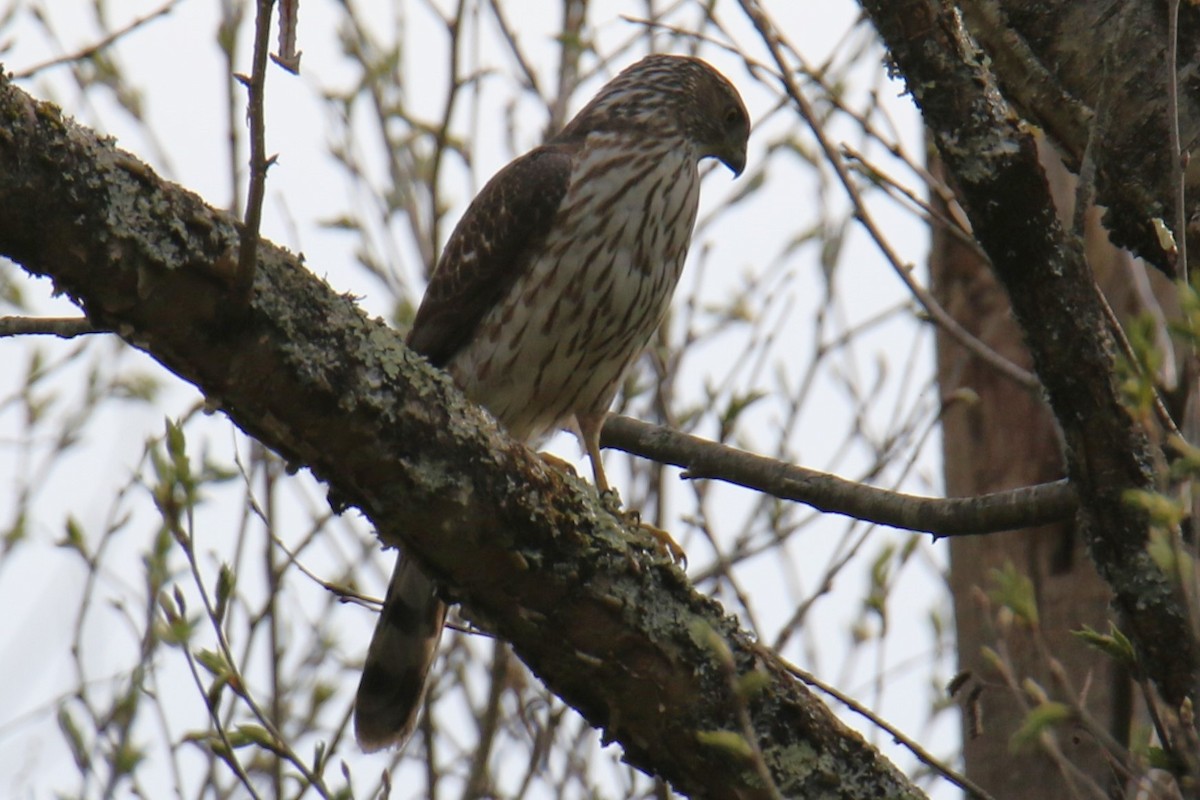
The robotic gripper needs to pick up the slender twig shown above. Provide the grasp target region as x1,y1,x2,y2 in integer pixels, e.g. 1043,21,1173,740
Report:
174,513,335,797
777,652,997,800
737,1,1039,391
272,0,302,73
178,638,265,800
842,144,985,260
234,0,277,303
601,414,1077,536
708,631,784,800
1166,0,1187,280
547,0,588,136
259,447,284,799
427,0,469,268
486,0,547,101
461,641,508,800
217,2,248,215
0,316,103,337
1094,281,1183,439
14,0,181,79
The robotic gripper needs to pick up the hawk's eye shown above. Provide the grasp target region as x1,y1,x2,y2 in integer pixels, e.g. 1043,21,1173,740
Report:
724,105,745,128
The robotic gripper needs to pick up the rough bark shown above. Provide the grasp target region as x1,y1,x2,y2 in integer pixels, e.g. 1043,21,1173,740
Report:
861,0,1199,724
961,0,1200,276
0,71,923,800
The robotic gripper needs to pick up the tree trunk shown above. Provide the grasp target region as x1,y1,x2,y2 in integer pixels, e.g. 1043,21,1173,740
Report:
934,136,1175,797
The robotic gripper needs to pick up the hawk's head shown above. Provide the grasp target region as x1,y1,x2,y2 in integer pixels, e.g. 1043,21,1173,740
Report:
561,54,750,177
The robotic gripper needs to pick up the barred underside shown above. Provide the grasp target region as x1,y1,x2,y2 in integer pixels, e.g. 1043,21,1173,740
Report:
448,134,700,446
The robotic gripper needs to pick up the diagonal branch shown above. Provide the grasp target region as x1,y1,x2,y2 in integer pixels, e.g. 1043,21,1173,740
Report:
0,71,925,799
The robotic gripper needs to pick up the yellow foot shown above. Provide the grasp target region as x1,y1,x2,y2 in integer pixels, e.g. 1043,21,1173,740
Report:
624,509,687,567
537,452,579,479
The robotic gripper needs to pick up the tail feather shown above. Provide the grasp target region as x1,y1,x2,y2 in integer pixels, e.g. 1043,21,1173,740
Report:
354,556,447,751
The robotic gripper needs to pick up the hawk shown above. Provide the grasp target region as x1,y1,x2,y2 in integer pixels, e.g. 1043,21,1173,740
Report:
355,53,749,751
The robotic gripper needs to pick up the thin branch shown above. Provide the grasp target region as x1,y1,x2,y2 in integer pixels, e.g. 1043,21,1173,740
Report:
272,0,302,74
602,414,1077,536
737,1,1040,392
1167,0,1188,280
234,0,277,303
777,653,997,800
0,316,104,338
13,0,182,79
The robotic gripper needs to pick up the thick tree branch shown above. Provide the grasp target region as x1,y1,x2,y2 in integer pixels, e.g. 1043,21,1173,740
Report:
0,72,925,799
959,0,1200,275
858,1,1200,710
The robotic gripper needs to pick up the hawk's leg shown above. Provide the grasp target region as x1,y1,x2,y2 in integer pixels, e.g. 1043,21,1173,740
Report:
577,411,686,564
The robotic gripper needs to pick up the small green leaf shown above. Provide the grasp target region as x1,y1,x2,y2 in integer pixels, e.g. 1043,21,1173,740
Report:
196,648,232,680
1124,488,1185,530
2,511,26,551
690,620,733,670
110,739,144,775
214,564,235,626
165,419,191,483
696,729,753,759
57,707,90,771
112,372,161,402
1010,702,1071,751
737,669,770,699
232,724,280,753
155,611,198,647
1146,526,1195,584
988,562,1038,627
57,516,88,557
1145,745,1184,773
1072,623,1136,668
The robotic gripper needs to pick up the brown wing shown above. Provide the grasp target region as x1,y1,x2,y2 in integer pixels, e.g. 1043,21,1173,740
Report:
407,143,576,367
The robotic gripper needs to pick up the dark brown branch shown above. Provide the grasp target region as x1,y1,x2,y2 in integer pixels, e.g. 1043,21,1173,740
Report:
234,0,277,302
858,0,1200,710
0,72,925,800
602,415,1077,537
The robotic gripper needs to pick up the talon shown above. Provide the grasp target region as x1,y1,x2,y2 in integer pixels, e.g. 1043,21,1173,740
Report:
627,512,687,566
538,452,579,479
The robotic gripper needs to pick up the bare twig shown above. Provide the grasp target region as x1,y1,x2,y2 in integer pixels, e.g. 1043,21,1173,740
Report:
777,653,997,800
13,0,182,79
738,1,1039,392
602,414,1077,536
234,0,278,303
272,0,302,73
0,316,103,338
1167,0,1187,279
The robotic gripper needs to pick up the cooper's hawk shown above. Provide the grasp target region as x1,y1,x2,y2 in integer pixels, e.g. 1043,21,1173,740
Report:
354,53,749,751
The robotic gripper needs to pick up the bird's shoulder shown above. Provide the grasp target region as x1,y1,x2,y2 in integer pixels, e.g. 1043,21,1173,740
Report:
405,141,580,366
